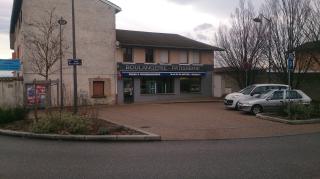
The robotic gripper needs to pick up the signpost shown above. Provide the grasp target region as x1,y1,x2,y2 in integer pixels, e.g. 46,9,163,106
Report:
288,53,294,90
0,59,21,71
68,59,82,66
287,53,294,119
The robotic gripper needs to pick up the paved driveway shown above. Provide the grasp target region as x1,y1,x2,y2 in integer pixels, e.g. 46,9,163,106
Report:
99,102,320,140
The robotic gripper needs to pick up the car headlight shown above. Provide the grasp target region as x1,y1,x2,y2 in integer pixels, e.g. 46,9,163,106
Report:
231,95,241,99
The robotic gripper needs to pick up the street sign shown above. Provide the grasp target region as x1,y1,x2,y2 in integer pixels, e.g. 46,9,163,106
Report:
68,59,82,66
0,59,21,71
288,53,294,71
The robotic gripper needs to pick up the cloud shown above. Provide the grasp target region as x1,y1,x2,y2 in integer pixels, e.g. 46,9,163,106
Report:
185,23,216,45
194,23,213,31
0,0,13,33
167,0,265,18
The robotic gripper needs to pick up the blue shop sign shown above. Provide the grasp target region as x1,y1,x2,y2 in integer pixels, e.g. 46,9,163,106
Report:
121,72,207,77
0,59,21,71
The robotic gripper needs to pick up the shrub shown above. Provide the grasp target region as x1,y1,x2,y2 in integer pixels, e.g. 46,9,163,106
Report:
31,112,91,134
0,107,28,124
278,103,320,120
98,127,110,135
287,104,312,120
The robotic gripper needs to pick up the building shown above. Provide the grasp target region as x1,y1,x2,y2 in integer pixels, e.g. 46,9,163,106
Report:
295,41,320,72
10,0,222,106
115,30,223,103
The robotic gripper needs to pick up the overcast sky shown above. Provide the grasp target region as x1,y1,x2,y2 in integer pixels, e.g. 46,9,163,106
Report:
0,0,265,75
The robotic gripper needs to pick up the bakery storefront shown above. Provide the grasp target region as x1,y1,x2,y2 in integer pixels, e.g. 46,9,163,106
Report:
117,63,214,104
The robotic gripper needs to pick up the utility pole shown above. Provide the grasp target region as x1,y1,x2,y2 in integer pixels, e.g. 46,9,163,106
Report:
253,14,272,83
58,17,67,111
72,0,78,114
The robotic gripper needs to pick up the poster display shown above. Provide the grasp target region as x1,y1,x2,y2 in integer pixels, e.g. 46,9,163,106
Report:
26,84,47,107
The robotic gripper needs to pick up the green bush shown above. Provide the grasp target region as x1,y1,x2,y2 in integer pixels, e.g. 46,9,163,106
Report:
31,112,91,134
98,127,110,135
0,107,28,124
278,103,320,120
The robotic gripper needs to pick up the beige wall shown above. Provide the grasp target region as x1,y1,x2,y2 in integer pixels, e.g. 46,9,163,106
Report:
200,51,214,64
13,0,118,106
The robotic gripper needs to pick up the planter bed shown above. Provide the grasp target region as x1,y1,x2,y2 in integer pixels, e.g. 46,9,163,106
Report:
0,118,142,135
256,113,320,125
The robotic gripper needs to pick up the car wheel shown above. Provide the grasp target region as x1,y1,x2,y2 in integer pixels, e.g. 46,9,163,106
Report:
251,105,262,115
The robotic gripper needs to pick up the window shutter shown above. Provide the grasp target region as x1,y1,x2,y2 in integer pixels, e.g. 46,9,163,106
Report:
93,81,105,97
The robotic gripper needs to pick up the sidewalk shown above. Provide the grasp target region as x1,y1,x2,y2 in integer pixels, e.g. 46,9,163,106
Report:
99,102,320,140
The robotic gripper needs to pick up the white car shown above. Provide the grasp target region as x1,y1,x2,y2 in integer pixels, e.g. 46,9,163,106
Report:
224,84,289,109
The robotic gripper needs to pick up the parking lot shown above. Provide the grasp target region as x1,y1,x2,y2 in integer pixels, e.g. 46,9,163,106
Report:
99,102,320,140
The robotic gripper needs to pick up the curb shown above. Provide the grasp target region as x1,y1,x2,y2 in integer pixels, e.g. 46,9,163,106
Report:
130,100,223,106
256,114,320,125
0,121,161,141
159,100,223,104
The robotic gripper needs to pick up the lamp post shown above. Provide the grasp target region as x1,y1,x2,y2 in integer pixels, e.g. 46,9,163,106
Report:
253,14,272,83
58,17,67,111
71,0,78,114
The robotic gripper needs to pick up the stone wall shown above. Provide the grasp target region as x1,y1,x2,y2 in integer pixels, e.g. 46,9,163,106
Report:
0,78,23,108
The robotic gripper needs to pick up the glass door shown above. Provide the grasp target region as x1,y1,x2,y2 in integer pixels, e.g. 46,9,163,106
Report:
123,78,134,104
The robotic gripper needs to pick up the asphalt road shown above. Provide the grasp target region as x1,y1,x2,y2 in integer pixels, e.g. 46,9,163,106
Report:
0,134,320,179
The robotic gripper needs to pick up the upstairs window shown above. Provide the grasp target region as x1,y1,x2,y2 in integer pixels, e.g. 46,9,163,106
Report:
191,51,200,64
179,51,188,64
145,48,154,63
159,50,169,64
123,48,133,62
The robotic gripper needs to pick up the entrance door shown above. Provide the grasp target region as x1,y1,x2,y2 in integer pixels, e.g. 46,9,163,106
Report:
123,78,134,103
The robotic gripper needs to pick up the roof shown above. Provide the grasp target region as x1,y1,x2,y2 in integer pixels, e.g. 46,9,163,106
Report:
10,0,121,49
98,0,121,13
295,41,320,52
10,0,22,34
116,29,224,51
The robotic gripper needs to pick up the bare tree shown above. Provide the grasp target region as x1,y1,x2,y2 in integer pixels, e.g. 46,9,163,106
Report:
304,0,320,41
25,8,67,80
263,0,313,88
215,0,267,88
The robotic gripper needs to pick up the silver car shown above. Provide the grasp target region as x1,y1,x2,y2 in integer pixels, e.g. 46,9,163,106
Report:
224,84,288,109
238,89,312,115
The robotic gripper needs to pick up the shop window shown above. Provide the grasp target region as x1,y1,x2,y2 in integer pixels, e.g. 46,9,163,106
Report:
123,48,133,62
180,77,201,93
92,81,105,98
141,77,174,94
145,48,154,63
179,51,188,64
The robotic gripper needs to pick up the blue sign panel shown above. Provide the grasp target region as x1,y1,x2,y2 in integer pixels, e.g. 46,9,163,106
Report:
288,53,294,70
121,72,207,77
68,59,82,66
0,59,21,71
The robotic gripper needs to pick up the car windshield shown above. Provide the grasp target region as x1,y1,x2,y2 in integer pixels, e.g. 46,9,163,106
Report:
239,85,255,95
